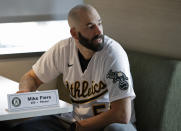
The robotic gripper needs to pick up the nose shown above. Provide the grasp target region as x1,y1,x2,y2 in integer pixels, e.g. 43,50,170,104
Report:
94,24,102,35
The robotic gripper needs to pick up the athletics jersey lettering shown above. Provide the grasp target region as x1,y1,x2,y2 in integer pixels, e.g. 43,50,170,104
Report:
65,81,107,103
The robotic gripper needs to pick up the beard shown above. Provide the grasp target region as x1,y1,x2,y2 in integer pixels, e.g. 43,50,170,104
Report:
78,32,104,52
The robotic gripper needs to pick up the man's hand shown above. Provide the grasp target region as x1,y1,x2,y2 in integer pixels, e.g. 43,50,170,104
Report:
74,121,84,131
18,69,43,93
16,90,31,93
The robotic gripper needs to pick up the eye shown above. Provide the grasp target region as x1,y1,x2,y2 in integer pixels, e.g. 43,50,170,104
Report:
98,21,102,26
87,24,95,29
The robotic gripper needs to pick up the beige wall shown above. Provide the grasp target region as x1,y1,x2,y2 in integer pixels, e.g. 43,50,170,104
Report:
85,0,181,59
0,56,57,91
0,57,38,81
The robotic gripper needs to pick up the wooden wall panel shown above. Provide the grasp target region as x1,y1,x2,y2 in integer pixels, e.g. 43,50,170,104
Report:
85,0,181,59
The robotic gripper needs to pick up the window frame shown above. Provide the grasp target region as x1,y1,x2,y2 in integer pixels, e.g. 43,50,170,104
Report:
0,52,44,59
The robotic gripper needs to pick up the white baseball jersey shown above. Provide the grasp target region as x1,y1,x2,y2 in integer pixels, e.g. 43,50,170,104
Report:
32,35,136,122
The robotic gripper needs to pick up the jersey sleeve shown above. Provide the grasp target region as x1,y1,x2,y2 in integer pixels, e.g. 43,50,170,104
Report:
32,41,64,83
104,42,135,102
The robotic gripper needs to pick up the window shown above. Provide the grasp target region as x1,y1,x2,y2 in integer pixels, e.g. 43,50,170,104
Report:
0,20,70,55
0,0,83,57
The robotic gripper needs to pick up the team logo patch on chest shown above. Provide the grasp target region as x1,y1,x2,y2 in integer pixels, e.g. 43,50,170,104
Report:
106,69,129,90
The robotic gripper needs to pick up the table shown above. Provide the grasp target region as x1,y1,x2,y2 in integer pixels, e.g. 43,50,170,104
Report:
0,76,73,121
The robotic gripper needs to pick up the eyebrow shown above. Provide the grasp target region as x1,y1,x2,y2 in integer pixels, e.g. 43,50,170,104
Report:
86,19,102,27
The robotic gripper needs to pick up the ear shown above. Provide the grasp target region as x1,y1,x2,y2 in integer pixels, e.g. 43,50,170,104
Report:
70,28,79,40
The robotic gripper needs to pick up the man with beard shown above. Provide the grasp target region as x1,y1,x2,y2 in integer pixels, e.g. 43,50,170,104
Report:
14,4,136,131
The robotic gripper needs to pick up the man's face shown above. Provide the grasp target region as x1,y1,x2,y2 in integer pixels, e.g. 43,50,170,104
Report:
75,8,104,52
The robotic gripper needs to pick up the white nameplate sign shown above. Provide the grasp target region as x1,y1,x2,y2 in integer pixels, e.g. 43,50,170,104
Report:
7,90,59,112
